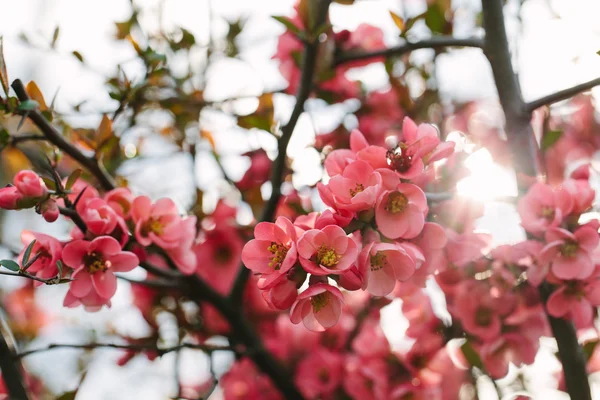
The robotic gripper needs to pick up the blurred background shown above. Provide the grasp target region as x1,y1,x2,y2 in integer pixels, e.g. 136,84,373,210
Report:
1,0,600,398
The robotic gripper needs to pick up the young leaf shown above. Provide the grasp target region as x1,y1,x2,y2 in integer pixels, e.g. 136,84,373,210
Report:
22,239,37,266
0,37,8,97
0,259,20,272
51,26,60,48
272,16,303,38
26,81,48,111
17,99,39,111
65,169,82,190
72,51,84,62
541,129,563,152
56,259,64,278
460,340,483,369
41,176,57,191
389,11,405,33
96,114,113,144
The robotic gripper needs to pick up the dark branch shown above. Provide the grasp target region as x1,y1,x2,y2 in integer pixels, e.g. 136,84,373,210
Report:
0,270,64,285
525,76,600,113
228,0,332,306
58,206,88,233
16,342,233,359
0,328,29,399
9,135,48,146
334,36,484,66
11,79,116,191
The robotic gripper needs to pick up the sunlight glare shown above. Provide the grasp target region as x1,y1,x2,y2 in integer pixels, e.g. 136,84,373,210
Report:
456,148,517,201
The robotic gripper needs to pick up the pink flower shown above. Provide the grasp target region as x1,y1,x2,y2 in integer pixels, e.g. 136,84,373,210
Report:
375,183,427,239
62,236,139,310
18,231,62,283
358,241,417,297
562,179,595,215
453,281,501,340
196,225,243,292
318,160,382,212
13,170,47,197
80,198,119,236
479,333,538,379
344,356,390,400
297,225,358,275
221,359,282,400
546,278,600,328
237,149,272,190
242,217,298,284
104,188,134,218
290,283,344,331
539,226,598,281
260,274,298,310
337,24,385,68
295,347,344,399
166,215,197,275
352,324,390,358
38,198,59,223
517,183,573,236
131,196,188,249
0,186,22,209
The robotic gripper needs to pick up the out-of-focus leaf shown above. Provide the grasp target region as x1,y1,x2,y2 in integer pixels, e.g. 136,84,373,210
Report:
225,19,245,57
389,11,405,32
238,93,274,132
201,130,216,151
65,169,82,190
56,390,78,400
272,16,303,38
333,0,354,4
0,129,9,150
26,81,48,111
51,26,60,48
22,239,36,266
425,3,446,33
583,340,598,360
0,259,20,272
0,37,8,97
17,100,39,111
72,51,84,62
541,129,563,152
96,115,113,144
460,340,483,369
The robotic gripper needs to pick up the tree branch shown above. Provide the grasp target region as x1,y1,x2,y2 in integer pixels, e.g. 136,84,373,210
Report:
0,327,29,399
481,1,592,399
11,79,116,192
334,36,484,66
228,0,332,306
525,76,600,113
15,341,233,359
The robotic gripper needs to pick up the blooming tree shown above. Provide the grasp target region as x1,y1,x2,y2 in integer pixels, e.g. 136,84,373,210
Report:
0,0,600,399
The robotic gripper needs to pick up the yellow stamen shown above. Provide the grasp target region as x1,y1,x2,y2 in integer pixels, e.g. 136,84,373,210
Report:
385,192,408,214
267,242,288,270
310,293,329,312
560,241,578,258
349,183,365,197
316,245,341,267
83,252,107,273
370,251,387,271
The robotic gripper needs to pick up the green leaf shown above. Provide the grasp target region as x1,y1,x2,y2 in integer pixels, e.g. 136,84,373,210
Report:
460,340,483,369
72,51,84,62
583,340,599,361
65,169,82,190
0,128,9,150
0,37,8,97
0,259,20,272
425,3,446,33
541,129,563,152
17,100,39,111
272,16,303,38
41,176,57,191
56,259,64,277
22,239,36,266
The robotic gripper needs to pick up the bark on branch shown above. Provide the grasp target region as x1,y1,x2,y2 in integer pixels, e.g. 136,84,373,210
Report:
525,76,600,113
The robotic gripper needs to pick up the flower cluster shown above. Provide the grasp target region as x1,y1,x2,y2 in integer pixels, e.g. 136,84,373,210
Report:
0,170,58,222
242,118,455,331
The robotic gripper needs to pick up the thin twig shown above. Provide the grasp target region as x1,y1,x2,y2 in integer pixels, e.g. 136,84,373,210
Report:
0,270,63,285
15,342,233,359
11,79,116,191
0,325,29,399
58,206,87,233
334,36,484,66
525,76,600,113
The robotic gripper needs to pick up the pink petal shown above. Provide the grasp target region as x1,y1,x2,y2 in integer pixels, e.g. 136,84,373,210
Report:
108,252,139,272
90,236,122,257
70,270,93,297
62,240,89,269
131,196,152,222
92,271,118,299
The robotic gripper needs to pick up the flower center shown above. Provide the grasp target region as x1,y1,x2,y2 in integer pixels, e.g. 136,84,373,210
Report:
83,252,108,274
385,192,408,214
310,293,329,313
560,241,579,258
215,245,233,264
540,206,555,220
386,145,412,173
315,245,341,267
267,242,288,270
370,251,387,271
142,218,164,236
349,183,365,197
475,307,493,327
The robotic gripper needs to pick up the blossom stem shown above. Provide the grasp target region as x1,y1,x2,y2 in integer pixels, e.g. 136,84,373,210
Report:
11,79,116,192
0,328,29,399
334,36,484,66
228,0,333,306
481,1,592,399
